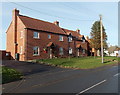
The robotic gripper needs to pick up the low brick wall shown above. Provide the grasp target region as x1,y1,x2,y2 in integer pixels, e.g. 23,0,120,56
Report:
0,50,11,60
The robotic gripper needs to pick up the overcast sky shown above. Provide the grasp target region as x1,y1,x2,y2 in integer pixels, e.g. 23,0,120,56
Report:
1,1,118,50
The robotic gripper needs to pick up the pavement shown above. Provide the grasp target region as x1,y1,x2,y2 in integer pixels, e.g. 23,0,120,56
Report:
2,60,120,94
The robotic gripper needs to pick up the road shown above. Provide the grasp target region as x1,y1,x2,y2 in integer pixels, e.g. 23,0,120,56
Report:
2,63,119,94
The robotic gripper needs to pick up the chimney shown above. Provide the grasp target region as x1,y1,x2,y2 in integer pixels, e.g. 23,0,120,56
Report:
12,8,19,21
53,21,59,26
76,29,80,34
12,8,19,57
86,36,89,40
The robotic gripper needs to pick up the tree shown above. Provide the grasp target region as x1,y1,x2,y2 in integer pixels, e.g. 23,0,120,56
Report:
90,21,108,56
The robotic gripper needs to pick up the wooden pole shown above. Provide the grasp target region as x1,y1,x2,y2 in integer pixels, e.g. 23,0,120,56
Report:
100,14,104,63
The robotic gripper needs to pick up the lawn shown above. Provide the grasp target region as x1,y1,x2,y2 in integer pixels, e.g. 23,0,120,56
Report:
35,56,118,69
1,66,23,84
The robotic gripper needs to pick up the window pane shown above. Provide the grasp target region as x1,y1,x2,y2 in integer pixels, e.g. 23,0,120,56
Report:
33,46,39,55
68,37,72,42
48,35,51,39
59,35,63,41
33,32,39,38
69,48,72,54
59,47,63,55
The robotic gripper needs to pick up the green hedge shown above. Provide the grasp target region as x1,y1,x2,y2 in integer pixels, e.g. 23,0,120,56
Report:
2,66,23,84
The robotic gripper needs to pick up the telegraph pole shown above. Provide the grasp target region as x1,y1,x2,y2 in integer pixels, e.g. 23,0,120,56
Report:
100,14,104,63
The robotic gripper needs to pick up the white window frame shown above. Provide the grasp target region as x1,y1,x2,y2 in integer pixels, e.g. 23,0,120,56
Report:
59,47,64,55
59,35,63,41
33,32,39,39
20,31,24,39
48,35,51,39
20,46,23,54
33,46,39,56
69,47,72,54
68,36,72,42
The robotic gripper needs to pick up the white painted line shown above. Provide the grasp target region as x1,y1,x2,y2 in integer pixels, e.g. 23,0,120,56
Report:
76,80,107,95
114,73,120,77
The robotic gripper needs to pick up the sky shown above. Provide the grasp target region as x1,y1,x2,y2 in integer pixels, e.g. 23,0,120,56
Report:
1,1,118,50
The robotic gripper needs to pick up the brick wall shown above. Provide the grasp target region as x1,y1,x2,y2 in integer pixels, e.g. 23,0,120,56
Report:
26,29,69,60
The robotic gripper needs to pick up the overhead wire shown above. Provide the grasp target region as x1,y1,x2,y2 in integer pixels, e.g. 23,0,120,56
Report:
6,1,95,22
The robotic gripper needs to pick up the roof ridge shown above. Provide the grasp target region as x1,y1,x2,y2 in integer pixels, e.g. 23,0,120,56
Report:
18,14,56,25
62,28,76,32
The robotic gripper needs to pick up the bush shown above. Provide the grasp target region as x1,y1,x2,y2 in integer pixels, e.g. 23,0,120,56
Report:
2,66,23,84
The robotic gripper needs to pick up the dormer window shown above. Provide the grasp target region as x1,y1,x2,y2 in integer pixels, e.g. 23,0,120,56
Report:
59,35,63,41
33,32,39,39
83,39,85,42
81,37,85,43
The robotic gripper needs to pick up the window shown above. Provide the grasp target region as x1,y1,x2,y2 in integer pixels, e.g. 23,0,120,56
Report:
68,36,72,42
69,47,72,54
83,49,85,54
20,31,24,38
83,39,85,43
33,46,39,55
6,53,9,56
33,32,39,38
20,46,23,54
59,35,63,41
59,47,64,55
48,35,51,39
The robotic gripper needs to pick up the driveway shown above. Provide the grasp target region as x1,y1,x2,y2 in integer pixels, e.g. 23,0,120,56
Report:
2,60,67,75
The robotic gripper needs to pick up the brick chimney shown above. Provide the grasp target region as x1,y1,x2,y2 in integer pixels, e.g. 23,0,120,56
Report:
86,36,89,41
12,8,19,57
76,29,80,34
53,21,59,26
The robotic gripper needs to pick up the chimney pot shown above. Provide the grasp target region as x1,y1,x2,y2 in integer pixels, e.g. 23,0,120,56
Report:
53,21,59,26
76,29,80,34
12,8,19,17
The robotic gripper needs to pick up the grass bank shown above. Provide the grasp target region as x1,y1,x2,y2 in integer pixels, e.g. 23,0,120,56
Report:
1,66,23,84
34,56,118,69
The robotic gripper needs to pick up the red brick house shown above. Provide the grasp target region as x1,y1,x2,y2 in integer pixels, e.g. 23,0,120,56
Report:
6,9,90,61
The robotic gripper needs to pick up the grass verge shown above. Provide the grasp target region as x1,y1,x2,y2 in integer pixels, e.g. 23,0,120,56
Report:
1,66,23,84
34,56,118,69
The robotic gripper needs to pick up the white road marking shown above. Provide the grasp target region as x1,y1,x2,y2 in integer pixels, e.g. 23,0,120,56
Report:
114,73,120,77
76,80,107,95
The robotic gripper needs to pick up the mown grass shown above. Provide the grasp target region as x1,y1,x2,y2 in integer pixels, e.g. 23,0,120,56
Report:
35,56,118,69
1,66,23,84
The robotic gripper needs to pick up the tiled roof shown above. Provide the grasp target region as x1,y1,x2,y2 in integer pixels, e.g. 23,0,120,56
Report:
18,15,66,35
108,46,120,53
61,28,83,39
